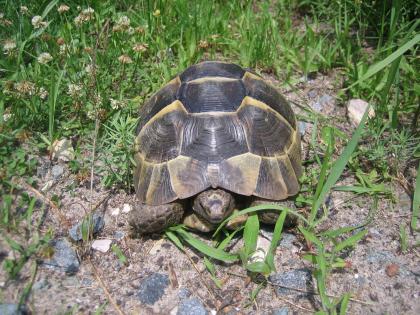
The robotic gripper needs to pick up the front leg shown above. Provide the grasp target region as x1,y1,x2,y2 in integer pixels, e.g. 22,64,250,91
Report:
250,198,297,227
129,202,184,235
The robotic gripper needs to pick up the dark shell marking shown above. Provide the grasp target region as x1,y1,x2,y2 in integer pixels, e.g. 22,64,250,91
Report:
134,61,301,205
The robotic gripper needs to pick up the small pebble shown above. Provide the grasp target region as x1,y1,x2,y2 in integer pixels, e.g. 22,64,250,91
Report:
92,239,112,253
111,207,121,216
386,264,399,277
347,99,375,126
138,273,169,305
177,297,208,315
52,138,75,162
272,307,289,315
122,203,132,213
51,164,64,180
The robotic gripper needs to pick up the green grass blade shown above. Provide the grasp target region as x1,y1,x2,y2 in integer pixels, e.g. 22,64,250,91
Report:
265,210,287,272
333,229,367,252
349,34,420,88
298,226,323,248
339,292,351,315
411,163,420,231
309,105,370,225
165,230,184,251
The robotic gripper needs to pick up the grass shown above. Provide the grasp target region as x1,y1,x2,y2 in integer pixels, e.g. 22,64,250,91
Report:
0,0,419,313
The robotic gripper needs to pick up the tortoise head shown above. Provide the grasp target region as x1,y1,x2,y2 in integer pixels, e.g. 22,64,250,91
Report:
192,189,235,224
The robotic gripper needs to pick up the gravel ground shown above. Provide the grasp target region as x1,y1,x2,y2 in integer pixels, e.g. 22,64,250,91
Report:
1,71,419,314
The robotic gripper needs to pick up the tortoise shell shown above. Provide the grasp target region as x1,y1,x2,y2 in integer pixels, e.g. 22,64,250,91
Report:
134,61,302,205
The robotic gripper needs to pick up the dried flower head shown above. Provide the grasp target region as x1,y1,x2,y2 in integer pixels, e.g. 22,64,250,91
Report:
67,84,82,97
118,54,132,64
56,37,65,45
31,15,47,28
0,13,13,26
85,64,95,75
37,52,53,64
135,26,145,34
57,4,70,14
133,43,148,53
14,81,36,96
20,6,29,15
3,39,16,54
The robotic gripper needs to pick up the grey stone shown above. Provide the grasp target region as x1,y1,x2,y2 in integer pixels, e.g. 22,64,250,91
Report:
36,160,51,179
51,164,64,180
33,278,50,291
398,192,412,212
272,307,289,315
44,238,80,274
269,269,312,296
298,121,307,137
366,250,397,264
114,231,125,240
177,298,208,315
0,304,27,315
307,90,317,98
68,213,105,241
178,287,192,300
311,94,333,112
279,233,297,248
138,273,169,305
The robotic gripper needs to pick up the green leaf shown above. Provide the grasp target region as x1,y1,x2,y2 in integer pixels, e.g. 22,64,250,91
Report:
299,226,323,248
243,214,259,257
334,229,367,252
411,163,420,231
339,292,351,315
246,261,271,274
165,231,184,251
174,229,238,262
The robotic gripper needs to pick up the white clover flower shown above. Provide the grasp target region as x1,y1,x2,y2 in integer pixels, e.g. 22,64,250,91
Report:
59,44,68,55
31,15,47,28
67,83,82,97
85,64,95,75
118,16,130,27
57,4,70,14
74,7,94,26
38,87,48,99
110,98,126,110
20,6,29,15
3,39,16,53
87,110,96,120
37,52,53,64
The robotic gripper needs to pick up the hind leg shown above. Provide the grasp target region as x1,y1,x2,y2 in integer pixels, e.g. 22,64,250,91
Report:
250,198,297,227
129,202,184,235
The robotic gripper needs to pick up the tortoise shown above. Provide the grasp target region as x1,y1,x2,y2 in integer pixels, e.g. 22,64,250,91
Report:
130,61,302,234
